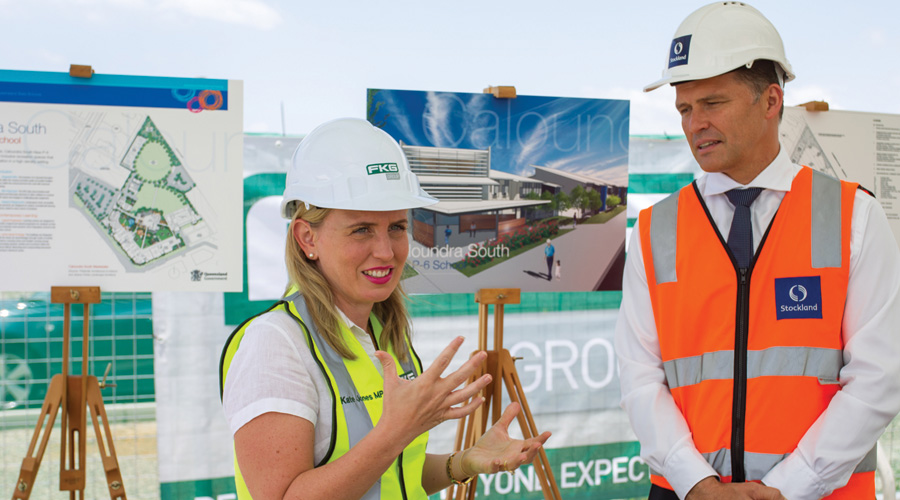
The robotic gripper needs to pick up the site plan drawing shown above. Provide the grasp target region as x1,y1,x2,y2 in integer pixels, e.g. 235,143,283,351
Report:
781,106,900,247
71,115,208,269
0,70,243,292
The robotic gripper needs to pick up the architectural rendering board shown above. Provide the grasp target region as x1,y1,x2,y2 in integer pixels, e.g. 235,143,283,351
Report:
367,89,630,293
0,70,243,292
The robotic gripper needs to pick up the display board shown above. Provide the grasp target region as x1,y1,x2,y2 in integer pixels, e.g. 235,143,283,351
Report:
0,70,243,292
782,106,900,247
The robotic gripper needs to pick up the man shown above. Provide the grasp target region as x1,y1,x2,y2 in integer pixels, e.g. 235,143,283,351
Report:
544,239,555,281
615,3,900,500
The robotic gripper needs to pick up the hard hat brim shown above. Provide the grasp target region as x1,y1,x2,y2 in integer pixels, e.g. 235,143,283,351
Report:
280,191,438,219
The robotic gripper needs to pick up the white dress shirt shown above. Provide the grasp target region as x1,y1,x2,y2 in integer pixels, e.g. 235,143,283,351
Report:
223,306,381,465
615,147,900,500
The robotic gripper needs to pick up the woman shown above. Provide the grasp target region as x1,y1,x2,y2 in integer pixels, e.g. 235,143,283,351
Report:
221,118,550,500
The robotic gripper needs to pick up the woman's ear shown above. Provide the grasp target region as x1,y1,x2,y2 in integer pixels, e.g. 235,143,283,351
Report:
292,219,317,259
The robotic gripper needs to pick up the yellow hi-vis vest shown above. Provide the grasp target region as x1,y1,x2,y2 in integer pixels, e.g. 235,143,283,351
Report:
219,291,429,500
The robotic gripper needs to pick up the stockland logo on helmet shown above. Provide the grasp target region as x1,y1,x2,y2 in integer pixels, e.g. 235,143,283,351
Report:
774,276,823,320
366,163,401,180
668,35,692,69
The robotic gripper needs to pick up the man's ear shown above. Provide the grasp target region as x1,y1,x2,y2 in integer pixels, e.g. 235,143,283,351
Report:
764,83,784,120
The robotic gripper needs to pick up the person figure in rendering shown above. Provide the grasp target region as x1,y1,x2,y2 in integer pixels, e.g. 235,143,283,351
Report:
221,118,550,500
469,221,476,237
444,225,452,246
615,3,900,500
554,259,561,281
544,239,555,281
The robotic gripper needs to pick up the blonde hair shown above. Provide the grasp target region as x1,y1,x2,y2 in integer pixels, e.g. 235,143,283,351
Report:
284,202,412,361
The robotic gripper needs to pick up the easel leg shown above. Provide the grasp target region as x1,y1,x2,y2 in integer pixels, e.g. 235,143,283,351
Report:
12,374,65,499
62,375,86,494
86,376,127,500
500,352,562,500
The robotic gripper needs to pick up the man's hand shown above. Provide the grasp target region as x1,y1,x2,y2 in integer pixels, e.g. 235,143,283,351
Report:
686,477,787,500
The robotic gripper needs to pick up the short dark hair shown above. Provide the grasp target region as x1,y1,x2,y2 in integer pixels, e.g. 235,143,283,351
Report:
730,60,784,119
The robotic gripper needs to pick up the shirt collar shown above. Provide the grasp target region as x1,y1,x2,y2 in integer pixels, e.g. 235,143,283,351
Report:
702,146,795,197
336,308,382,339
337,308,367,336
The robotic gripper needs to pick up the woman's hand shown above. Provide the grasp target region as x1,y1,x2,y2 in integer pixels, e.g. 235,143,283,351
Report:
375,336,491,444
461,402,551,475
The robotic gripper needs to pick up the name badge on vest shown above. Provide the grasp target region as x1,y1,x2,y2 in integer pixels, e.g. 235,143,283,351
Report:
775,276,823,320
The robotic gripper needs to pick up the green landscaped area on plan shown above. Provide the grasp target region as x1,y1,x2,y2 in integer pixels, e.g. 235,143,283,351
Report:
134,184,187,217
135,141,173,182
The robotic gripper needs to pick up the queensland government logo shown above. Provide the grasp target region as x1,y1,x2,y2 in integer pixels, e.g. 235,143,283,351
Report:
190,270,229,282
775,276,822,320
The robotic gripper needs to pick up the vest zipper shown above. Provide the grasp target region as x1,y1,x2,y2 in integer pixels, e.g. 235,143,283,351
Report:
692,181,777,483
731,266,751,483
397,451,409,500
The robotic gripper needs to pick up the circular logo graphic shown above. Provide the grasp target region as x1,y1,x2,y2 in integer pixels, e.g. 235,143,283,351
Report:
789,284,808,302
674,42,683,55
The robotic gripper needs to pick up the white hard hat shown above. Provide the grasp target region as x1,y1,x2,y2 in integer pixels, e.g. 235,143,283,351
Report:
644,1,795,92
281,118,438,218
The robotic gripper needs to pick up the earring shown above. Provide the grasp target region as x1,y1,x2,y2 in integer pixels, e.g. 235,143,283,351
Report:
308,253,314,258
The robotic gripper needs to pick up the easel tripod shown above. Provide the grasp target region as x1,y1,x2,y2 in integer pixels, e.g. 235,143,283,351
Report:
449,288,562,500
12,286,127,500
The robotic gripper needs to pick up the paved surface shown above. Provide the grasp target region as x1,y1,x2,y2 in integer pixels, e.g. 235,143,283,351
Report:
0,420,159,499
405,212,627,294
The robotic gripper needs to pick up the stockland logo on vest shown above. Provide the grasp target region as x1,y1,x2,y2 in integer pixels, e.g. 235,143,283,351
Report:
775,276,823,320
366,162,400,180
668,35,691,68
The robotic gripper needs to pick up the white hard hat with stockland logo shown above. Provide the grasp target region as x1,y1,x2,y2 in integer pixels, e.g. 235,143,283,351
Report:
644,1,795,92
280,118,438,218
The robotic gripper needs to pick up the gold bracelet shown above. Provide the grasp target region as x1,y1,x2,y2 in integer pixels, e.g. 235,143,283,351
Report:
447,451,475,485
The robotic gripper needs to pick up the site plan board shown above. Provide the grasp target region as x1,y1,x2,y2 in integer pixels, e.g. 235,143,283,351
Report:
0,70,243,292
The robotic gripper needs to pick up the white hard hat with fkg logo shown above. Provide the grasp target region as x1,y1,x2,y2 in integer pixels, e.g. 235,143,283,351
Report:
644,1,795,92
280,118,438,218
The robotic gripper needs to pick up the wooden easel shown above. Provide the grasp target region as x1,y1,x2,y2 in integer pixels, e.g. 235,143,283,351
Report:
449,288,562,500
12,286,127,500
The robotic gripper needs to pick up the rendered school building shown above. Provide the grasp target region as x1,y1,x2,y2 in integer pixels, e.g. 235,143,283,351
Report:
403,142,623,249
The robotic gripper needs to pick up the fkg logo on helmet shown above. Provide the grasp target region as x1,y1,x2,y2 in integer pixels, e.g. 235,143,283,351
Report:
366,163,401,180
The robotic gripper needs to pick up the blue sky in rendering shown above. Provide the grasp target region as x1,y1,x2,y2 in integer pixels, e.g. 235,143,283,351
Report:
370,90,629,185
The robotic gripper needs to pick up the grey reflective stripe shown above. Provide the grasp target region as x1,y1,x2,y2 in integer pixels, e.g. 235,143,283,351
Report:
397,342,417,376
700,449,787,480
811,170,842,269
650,191,680,285
663,346,843,389
652,444,875,481
286,293,418,500
289,293,380,500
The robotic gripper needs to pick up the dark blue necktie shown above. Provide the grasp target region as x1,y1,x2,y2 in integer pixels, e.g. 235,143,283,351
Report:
725,187,763,268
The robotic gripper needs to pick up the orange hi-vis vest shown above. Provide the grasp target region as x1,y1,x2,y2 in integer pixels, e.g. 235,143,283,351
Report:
638,167,875,499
